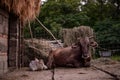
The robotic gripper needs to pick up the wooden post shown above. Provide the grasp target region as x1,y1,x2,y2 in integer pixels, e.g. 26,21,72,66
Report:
8,13,20,69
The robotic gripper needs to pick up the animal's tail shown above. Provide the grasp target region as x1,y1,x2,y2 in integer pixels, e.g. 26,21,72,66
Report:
46,50,54,69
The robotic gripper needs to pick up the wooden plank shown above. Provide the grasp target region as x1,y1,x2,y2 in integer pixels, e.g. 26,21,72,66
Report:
8,13,20,68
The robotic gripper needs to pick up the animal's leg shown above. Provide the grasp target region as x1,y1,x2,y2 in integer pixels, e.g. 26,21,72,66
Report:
46,53,54,69
83,57,91,67
66,64,74,68
73,61,81,68
68,59,80,68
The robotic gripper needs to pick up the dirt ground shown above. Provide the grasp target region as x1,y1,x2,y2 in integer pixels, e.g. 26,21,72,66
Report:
0,58,120,80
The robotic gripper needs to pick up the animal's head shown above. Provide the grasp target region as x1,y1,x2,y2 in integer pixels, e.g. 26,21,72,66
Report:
77,36,98,59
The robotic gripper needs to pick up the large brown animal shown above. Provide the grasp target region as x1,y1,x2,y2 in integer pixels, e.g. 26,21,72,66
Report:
47,36,97,69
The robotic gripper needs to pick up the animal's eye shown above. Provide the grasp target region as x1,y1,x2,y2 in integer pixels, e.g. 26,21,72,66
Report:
90,42,94,44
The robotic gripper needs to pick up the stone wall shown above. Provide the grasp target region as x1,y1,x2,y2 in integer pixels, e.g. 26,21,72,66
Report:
0,8,8,74
0,8,21,74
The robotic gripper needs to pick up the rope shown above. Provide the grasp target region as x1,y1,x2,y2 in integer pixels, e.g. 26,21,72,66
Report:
35,17,63,48
28,21,34,46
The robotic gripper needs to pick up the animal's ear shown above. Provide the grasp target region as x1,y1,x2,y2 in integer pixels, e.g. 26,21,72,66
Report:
90,41,98,47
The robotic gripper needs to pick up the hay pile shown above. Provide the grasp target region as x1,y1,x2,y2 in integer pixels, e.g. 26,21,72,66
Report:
61,26,94,46
25,39,52,58
23,39,60,62
0,0,40,23
21,39,52,66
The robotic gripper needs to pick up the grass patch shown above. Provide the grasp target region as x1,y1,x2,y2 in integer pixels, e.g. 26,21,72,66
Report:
111,55,120,61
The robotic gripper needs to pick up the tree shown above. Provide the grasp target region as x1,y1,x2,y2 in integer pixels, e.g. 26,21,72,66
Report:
24,0,120,49
38,0,90,38
94,19,120,44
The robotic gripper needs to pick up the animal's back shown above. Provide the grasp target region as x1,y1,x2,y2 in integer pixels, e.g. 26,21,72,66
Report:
53,47,78,66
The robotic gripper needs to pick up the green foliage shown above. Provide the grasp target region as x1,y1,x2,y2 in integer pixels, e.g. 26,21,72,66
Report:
24,0,120,49
24,26,31,38
39,0,82,28
111,51,120,61
111,55,120,61
36,0,91,38
94,19,120,44
50,22,62,38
